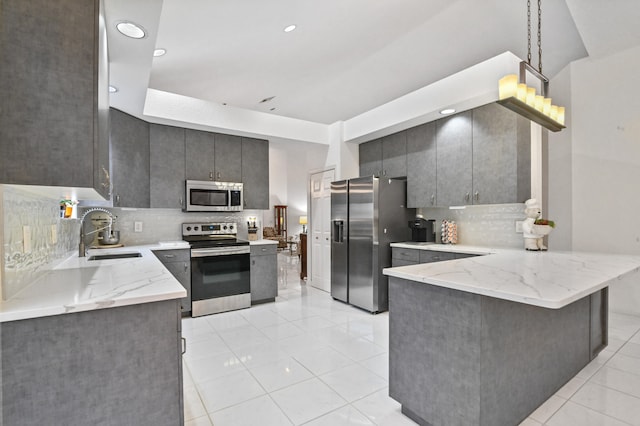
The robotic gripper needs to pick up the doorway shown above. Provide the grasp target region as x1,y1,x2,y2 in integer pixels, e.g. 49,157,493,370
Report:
308,168,334,292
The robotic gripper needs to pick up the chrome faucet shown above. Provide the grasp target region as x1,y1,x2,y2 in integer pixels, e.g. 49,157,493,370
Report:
79,207,115,257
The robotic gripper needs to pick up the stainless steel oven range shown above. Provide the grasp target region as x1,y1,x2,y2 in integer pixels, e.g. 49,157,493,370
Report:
183,222,250,317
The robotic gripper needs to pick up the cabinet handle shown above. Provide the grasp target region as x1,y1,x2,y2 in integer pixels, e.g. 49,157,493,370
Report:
184,262,188,271
217,171,221,180
164,254,175,259
116,194,120,205
261,248,267,252
431,194,435,205
181,337,187,355
209,171,213,180
465,192,470,202
179,197,183,207
474,191,479,202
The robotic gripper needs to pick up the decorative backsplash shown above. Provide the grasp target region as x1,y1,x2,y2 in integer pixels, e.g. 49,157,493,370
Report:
1,186,80,300
80,208,266,247
418,203,526,249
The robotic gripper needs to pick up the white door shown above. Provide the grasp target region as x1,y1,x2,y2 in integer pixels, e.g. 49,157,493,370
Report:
309,169,334,292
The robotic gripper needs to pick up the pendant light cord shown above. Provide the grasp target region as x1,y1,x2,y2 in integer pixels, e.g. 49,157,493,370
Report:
527,0,543,74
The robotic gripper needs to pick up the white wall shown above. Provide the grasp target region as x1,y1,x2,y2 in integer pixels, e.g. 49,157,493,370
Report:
549,45,640,314
268,141,329,236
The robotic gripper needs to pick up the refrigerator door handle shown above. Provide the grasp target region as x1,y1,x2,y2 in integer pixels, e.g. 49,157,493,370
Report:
332,220,344,243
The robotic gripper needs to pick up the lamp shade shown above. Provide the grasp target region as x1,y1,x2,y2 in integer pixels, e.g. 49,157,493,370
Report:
299,216,307,225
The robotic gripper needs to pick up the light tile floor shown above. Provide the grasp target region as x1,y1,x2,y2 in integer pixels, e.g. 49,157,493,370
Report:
182,252,640,425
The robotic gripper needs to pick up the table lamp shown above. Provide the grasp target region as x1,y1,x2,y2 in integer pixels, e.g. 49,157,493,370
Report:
299,216,307,234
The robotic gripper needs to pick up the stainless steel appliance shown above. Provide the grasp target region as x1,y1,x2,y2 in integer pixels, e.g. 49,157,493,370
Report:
184,180,243,212
409,218,436,242
183,222,250,317
330,176,413,313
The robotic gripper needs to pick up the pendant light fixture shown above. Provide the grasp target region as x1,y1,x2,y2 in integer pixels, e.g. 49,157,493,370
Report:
497,0,565,132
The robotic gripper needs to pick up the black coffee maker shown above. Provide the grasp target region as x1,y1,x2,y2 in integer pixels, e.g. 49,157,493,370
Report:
408,218,436,242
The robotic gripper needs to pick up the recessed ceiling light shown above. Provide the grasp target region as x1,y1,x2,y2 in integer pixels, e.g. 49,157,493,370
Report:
270,107,276,111
440,108,456,115
116,21,146,39
108,85,118,93
153,48,166,57
259,96,276,104
284,25,296,33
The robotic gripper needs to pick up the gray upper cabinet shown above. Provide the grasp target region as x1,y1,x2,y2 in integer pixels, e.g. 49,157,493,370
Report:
242,137,270,209
0,0,110,198
185,130,243,183
150,124,186,209
382,132,407,178
472,103,531,204
110,109,150,208
214,133,242,182
436,111,473,206
359,139,382,177
185,129,216,181
406,122,437,208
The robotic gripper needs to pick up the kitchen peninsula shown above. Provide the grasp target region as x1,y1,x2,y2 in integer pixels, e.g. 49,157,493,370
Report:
0,246,187,426
383,245,640,426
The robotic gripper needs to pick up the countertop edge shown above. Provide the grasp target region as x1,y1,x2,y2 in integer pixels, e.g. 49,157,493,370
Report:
0,245,188,323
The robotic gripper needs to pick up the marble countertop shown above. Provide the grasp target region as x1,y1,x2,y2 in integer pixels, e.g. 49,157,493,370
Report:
0,244,188,323
385,243,640,309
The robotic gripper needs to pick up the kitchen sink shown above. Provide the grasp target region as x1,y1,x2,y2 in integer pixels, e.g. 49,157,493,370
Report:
88,252,142,261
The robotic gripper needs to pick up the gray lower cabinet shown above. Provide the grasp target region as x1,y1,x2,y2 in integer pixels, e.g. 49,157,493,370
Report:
250,244,278,303
214,133,242,182
391,247,420,267
392,247,477,266
381,132,407,178
0,300,184,426
153,249,191,313
242,137,270,209
406,122,437,208
359,139,383,177
0,0,110,198
185,129,216,181
110,108,150,208
472,103,531,204
436,111,473,206
150,124,186,209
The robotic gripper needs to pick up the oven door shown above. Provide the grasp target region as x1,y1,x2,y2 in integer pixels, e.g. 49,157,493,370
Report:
191,246,250,304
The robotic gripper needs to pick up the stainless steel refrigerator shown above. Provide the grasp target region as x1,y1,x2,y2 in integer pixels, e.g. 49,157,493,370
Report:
330,176,413,313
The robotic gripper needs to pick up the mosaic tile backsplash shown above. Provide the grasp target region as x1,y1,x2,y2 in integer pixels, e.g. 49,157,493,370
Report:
418,203,527,249
2,186,80,300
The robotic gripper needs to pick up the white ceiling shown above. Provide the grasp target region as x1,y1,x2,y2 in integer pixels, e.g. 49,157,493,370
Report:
105,0,640,128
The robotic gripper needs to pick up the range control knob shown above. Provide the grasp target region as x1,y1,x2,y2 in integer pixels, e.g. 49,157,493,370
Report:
229,225,234,230
186,226,192,231
194,226,199,231
223,225,228,230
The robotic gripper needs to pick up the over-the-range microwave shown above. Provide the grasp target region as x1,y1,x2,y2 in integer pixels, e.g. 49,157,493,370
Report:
184,180,243,212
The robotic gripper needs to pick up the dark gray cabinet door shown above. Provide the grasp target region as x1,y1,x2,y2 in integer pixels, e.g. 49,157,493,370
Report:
153,249,191,313
185,129,215,181
436,111,473,206
382,132,407,178
407,122,437,208
214,133,243,182
110,109,150,208
472,103,531,204
1,300,183,426
242,137,270,209
359,139,382,177
0,0,109,196
150,124,186,208
250,245,278,303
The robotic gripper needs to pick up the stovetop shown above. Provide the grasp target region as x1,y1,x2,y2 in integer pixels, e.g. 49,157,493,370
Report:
182,222,249,248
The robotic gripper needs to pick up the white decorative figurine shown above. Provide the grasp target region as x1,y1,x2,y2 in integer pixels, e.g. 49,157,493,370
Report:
522,198,550,251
